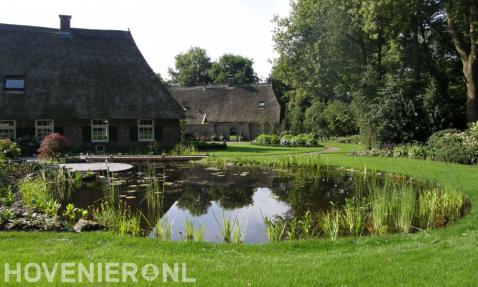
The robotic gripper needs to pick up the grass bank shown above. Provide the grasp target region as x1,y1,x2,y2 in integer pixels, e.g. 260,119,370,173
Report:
1,142,477,286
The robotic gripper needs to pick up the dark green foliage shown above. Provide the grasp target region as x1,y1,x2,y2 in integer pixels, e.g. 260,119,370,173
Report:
322,101,358,137
272,0,469,141
0,139,21,160
208,54,258,85
168,47,212,86
372,75,430,145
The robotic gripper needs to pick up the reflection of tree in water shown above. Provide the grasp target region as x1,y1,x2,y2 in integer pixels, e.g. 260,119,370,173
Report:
175,184,255,215
175,186,213,216
208,185,255,210
271,170,355,218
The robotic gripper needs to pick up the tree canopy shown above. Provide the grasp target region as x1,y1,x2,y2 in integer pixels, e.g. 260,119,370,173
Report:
168,50,258,86
168,47,212,87
271,0,471,144
209,54,258,85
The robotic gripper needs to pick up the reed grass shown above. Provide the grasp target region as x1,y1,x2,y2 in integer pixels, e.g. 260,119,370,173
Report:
318,209,340,240
263,216,286,242
155,217,173,241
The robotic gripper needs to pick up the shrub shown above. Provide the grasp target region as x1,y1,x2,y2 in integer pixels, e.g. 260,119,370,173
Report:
37,133,69,159
393,145,409,158
427,130,478,164
254,133,320,147
322,101,358,136
372,75,430,144
0,139,21,159
408,145,428,160
16,135,39,156
254,134,280,145
191,141,227,151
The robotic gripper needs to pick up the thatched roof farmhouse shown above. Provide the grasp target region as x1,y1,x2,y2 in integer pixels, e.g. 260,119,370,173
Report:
169,82,281,140
0,15,184,152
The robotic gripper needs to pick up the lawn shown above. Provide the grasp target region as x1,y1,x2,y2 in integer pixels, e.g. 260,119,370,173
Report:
1,142,478,286
206,142,326,157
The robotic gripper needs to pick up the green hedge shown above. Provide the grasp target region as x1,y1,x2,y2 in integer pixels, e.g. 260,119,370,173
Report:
253,134,321,147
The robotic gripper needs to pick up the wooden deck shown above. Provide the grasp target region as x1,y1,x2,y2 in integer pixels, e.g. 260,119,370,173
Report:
79,155,207,163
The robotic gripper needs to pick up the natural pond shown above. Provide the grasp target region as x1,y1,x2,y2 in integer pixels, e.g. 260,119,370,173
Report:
46,161,470,244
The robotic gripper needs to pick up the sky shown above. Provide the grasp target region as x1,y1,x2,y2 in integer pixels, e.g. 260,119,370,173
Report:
0,0,291,81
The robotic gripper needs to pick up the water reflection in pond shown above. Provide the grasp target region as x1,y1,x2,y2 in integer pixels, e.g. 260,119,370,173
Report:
64,163,468,243
67,164,355,243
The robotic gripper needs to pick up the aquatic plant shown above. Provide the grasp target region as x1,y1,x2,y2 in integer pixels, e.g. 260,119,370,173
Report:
287,217,300,240
341,198,364,237
262,216,286,242
301,211,315,239
184,219,195,241
155,217,173,241
233,219,244,244
19,177,57,214
62,203,88,224
194,224,205,242
318,209,340,240
213,212,235,243
93,202,140,237
144,163,165,222
392,185,416,233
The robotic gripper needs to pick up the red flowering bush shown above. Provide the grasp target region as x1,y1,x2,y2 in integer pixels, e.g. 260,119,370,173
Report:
37,133,69,159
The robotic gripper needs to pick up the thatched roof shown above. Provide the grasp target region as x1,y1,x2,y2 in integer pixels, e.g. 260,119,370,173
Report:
0,21,184,120
169,83,281,124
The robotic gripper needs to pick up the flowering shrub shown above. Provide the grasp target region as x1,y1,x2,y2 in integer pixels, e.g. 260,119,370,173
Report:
254,133,321,147
0,139,21,159
427,129,478,164
353,123,478,164
37,133,69,159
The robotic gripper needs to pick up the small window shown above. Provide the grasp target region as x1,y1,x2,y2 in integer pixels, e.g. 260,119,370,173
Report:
0,120,16,141
258,101,265,109
91,119,109,143
4,76,25,92
35,119,54,141
138,119,154,142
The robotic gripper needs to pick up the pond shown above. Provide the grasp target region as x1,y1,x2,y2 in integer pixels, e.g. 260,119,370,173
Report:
57,163,469,243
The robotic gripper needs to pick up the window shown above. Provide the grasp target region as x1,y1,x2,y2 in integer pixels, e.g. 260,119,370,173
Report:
258,101,265,109
35,119,54,141
91,119,109,143
138,119,154,142
4,76,25,92
0,120,16,141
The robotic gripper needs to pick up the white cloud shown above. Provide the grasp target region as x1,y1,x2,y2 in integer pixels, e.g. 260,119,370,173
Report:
0,0,291,81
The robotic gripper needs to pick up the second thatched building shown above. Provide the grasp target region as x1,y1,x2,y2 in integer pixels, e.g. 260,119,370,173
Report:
169,81,281,141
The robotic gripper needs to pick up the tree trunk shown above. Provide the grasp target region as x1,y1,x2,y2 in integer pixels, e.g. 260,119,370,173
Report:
464,56,478,121
445,1,477,122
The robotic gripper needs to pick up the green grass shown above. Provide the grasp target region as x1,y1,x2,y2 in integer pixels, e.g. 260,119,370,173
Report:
2,142,478,286
206,142,325,158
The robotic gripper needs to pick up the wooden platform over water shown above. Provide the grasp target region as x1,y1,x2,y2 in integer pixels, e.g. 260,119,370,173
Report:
79,155,207,163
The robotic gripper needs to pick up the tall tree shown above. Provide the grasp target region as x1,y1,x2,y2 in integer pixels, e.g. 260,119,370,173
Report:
168,47,212,87
445,0,478,122
208,54,258,85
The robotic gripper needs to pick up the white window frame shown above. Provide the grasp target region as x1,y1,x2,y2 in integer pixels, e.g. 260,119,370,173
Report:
0,120,16,141
91,119,109,143
138,119,155,142
258,101,266,109
35,119,54,142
